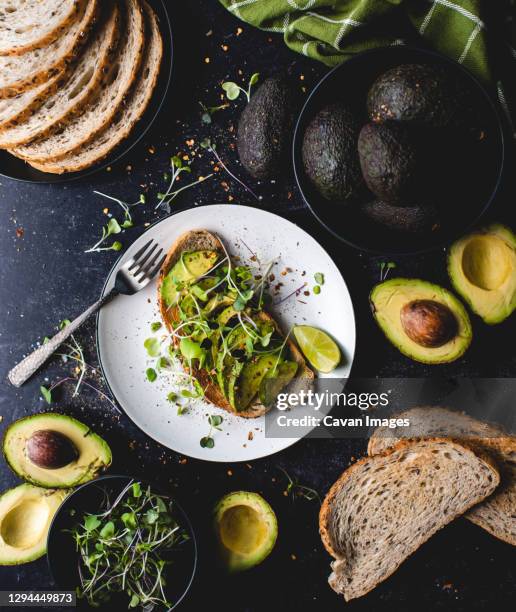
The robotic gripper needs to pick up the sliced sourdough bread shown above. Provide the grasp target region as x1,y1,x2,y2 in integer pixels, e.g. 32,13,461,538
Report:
319,439,499,601
0,0,83,56
11,0,145,163
368,406,516,545
0,2,120,148
30,1,161,174
157,230,314,419
0,0,98,99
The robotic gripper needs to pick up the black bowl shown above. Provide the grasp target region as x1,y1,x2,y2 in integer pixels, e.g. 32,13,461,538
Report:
0,0,173,184
47,475,197,610
293,46,505,255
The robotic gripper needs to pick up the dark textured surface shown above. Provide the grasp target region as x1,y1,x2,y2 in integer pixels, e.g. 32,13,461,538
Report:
0,1,515,610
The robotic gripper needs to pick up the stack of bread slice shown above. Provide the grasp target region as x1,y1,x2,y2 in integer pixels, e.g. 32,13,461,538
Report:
320,407,515,601
0,0,163,174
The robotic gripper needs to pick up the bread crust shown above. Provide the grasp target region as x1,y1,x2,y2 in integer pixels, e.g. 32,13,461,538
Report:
157,230,313,419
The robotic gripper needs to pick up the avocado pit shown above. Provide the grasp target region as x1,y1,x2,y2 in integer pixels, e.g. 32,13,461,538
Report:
400,299,458,348
26,430,78,470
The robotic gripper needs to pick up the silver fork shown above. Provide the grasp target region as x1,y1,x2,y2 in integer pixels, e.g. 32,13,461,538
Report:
8,239,165,388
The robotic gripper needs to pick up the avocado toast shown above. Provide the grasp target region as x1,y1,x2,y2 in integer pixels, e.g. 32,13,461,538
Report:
157,230,313,418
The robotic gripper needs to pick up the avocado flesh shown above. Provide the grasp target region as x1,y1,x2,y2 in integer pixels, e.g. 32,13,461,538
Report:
302,104,362,202
368,63,458,128
161,250,219,307
237,75,295,180
448,224,516,324
362,200,440,233
235,355,277,412
214,491,278,573
0,484,67,565
370,278,472,364
259,361,299,407
3,413,111,488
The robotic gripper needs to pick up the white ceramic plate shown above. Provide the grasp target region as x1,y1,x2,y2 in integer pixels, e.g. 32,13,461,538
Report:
97,205,356,462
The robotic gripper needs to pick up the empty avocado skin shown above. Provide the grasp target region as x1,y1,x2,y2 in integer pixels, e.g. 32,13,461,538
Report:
368,63,459,128
358,121,432,206
237,75,295,180
302,104,363,202
362,200,440,233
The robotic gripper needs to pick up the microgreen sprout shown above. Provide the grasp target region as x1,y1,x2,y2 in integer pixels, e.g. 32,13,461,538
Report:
85,218,122,253
199,101,229,124
200,414,223,448
156,156,214,213
379,261,397,281
221,72,259,103
200,137,260,201
279,468,321,504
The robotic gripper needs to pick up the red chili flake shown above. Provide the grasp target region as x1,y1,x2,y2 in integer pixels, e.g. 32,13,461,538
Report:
15,227,24,238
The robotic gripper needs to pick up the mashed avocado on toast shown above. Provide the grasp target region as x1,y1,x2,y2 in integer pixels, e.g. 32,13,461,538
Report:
158,231,312,417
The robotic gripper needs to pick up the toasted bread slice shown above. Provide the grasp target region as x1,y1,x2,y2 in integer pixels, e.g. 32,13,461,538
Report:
29,1,162,174
319,438,500,601
11,0,144,163
0,2,120,148
157,230,314,419
0,0,98,99
0,0,84,56
368,406,516,545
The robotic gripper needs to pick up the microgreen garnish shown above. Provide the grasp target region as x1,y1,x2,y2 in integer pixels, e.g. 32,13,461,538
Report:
40,385,52,404
379,261,397,281
222,73,259,103
85,218,122,253
146,368,157,382
144,337,161,358
313,285,321,295
68,480,189,609
151,322,162,332
279,468,321,504
156,156,214,214
200,137,260,201
200,414,223,449
314,272,325,286
167,392,177,403
94,190,145,229
199,101,229,124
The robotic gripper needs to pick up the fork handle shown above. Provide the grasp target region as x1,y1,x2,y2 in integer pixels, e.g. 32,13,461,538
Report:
8,290,117,388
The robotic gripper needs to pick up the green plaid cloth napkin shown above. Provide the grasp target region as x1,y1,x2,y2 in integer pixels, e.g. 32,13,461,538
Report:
219,0,516,132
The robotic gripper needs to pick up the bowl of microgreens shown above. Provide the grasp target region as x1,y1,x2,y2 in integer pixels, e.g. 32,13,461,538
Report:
47,475,196,610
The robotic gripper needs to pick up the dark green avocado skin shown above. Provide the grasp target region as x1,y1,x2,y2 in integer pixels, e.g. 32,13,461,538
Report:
237,76,295,180
368,63,459,128
302,104,362,202
362,200,440,233
358,121,430,205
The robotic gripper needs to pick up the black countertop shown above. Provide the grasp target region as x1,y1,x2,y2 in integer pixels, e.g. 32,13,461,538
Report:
0,2,514,610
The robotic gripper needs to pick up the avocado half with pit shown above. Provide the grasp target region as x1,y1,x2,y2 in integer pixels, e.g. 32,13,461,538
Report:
214,491,278,572
3,413,111,488
0,484,67,565
448,224,516,324
370,278,472,364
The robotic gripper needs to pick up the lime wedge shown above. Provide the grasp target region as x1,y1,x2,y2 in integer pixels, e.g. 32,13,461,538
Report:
293,326,341,373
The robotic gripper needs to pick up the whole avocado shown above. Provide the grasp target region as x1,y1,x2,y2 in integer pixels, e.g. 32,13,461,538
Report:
362,200,439,233
358,121,430,205
302,104,362,202
368,63,459,128
237,75,295,180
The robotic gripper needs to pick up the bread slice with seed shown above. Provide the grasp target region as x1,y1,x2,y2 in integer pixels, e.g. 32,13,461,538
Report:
157,230,314,419
0,0,98,99
0,0,83,56
11,0,144,162
319,438,499,601
368,406,516,545
0,3,120,148
30,1,161,174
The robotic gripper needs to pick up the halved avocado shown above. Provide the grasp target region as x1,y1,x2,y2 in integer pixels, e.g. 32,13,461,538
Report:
448,224,516,324
161,250,219,307
370,278,472,364
0,484,67,565
214,491,277,572
3,413,111,488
